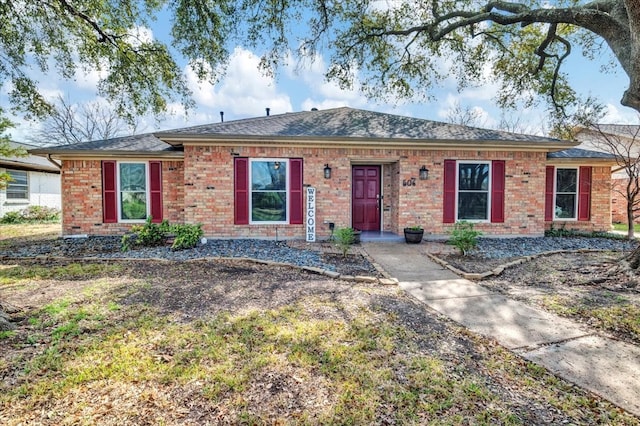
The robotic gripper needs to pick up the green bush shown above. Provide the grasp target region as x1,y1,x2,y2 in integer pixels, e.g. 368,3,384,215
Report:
334,227,355,258
121,218,204,251
171,223,204,250
0,206,60,224
448,221,482,256
0,211,22,224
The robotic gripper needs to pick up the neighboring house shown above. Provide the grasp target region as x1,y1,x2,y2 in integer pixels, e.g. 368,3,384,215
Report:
30,107,615,239
574,125,640,224
1,141,61,218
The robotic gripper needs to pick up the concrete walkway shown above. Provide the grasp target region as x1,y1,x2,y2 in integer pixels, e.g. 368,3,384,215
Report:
364,242,640,417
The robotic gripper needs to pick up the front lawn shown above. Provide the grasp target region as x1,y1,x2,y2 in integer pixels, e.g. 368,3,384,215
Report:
0,258,636,424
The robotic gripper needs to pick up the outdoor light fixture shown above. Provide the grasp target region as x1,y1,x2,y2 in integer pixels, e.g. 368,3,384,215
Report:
324,164,332,179
419,165,429,180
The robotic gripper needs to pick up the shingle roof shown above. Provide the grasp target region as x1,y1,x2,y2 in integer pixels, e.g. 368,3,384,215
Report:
29,133,180,157
31,107,579,157
592,124,640,138
1,141,60,172
547,148,617,160
157,107,564,144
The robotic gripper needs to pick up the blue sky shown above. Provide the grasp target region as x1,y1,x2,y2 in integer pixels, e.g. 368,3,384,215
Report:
2,11,638,142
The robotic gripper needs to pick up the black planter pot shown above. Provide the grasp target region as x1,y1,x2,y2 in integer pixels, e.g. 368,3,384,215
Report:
403,228,424,244
352,229,362,244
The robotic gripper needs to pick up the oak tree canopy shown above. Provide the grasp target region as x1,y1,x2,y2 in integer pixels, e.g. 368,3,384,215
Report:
0,0,637,128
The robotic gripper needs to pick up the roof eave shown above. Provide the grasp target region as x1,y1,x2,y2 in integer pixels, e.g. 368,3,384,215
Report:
29,149,185,160
0,159,60,173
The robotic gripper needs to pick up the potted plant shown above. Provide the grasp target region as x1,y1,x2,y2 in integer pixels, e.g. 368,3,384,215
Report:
403,225,424,244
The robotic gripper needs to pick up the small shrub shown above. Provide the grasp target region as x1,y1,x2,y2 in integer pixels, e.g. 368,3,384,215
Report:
171,223,204,250
0,211,22,224
0,206,60,224
334,227,355,258
134,217,167,247
448,221,482,256
120,219,204,251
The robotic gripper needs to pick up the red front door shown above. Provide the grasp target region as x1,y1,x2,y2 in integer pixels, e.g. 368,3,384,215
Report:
352,166,381,231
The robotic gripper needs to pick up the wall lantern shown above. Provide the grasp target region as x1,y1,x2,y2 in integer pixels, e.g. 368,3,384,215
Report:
419,165,429,180
324,164,332,179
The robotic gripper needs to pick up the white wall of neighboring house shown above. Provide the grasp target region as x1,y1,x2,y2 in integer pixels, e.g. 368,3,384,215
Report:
0,168,61,218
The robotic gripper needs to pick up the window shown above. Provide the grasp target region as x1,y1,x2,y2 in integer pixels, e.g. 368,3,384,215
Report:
6,170,28,200
250,159,288,223
119,162,148,221
102,161,162,224
457,162,490,220
555,168,578,219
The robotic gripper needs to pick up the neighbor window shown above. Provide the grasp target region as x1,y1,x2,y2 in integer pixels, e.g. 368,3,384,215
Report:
119,162,147,221
457,162,490,220
6,170,28,200
555,168,577,219
250,159,288,223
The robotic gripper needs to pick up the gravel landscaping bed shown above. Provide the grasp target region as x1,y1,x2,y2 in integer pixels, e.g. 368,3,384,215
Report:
0,236,379,276
442,236,638,274
473,236,637,258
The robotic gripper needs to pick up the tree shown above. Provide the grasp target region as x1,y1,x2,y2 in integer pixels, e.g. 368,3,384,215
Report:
578,123,640,238
0,110,26,190
1,1,639,127
28,96,142,146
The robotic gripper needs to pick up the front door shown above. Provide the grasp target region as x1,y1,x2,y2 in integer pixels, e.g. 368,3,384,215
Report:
352,166,381,231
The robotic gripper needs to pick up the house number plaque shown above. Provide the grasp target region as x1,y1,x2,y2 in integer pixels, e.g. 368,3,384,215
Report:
403,177,416,187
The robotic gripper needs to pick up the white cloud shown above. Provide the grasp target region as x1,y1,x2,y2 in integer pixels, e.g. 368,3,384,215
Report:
185,47,293,119
602,103,639,124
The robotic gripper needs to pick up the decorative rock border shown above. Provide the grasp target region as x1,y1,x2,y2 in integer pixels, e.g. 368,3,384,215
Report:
428,248,615,280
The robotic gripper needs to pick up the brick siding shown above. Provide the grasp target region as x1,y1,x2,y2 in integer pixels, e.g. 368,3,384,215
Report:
59,147,612,238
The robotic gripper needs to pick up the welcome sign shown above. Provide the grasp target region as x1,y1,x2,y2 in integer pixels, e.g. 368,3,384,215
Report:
306,187,316,242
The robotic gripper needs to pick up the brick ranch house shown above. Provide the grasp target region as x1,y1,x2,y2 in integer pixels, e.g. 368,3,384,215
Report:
31,107,616,240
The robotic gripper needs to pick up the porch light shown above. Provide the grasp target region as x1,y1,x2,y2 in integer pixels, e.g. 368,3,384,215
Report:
324,164,332,179
419,165,429,180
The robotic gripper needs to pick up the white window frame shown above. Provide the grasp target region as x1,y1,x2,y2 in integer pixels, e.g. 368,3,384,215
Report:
5,170,29,200
249,158,289,225
455,161,491,222
554,167,579,221
117,161,149,223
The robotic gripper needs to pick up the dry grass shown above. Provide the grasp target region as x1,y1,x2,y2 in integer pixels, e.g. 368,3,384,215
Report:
0,223,61,247
0,226,638,424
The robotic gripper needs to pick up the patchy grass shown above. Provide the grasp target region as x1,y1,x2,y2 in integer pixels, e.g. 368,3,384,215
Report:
0,223,60,248
0,262,122,285
543,294,640,344
0,260,637,425
612,222,640,233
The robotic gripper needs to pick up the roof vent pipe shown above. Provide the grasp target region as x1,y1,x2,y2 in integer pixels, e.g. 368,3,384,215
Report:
220,111,224,122
266,107,270,116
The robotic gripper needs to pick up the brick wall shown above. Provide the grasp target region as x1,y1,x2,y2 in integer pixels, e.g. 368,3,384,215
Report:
545,165,612,232
611,177,631,224
60,147,612,238
60,159,184,236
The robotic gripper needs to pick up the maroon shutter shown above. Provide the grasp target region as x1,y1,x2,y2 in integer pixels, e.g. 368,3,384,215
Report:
544,166,555,221
490,160,505,223
289,158,303,224
578,166,592,221
234,157,249,225
443,160,456,223
102,160,117,223
149,161,163,223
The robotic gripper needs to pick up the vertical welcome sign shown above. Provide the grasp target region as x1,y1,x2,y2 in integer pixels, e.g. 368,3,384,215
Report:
306,187,316,242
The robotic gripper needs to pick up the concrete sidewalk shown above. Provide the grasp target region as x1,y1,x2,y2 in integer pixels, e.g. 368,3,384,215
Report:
364,242,640,417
